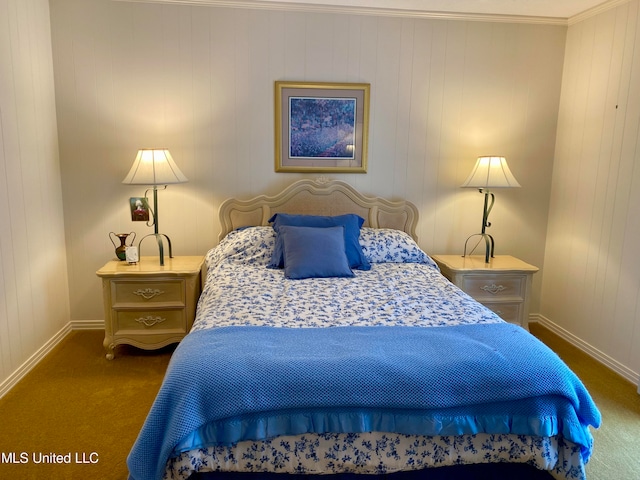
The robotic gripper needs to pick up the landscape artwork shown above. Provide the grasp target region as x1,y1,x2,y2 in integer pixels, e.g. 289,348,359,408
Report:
288,97,356,159
275,81,369,173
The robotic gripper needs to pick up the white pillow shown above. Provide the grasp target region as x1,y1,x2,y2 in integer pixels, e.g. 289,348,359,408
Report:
358,228,438,269
206,227,275,268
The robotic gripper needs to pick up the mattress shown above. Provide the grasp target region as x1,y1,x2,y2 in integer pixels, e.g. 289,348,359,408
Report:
127,226,600,480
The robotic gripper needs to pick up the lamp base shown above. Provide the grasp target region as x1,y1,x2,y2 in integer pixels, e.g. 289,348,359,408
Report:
463,232,494,264
139,233,173,266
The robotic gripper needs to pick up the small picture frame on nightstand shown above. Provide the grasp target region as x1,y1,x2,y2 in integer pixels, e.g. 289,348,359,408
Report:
125,246,139,264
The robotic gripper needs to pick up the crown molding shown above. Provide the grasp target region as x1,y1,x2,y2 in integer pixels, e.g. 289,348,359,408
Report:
111,0,633,27
110,0,568,26
568,0,632,25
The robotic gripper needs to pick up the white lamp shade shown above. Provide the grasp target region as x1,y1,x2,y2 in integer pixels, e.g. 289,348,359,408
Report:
461,156,520,189
122,149,188,185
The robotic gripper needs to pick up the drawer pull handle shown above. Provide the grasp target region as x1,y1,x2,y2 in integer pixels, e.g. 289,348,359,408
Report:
134,316,166,327
481,284,506,295
133,288,165,300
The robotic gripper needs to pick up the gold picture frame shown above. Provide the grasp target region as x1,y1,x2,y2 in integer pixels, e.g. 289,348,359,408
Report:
275,81,370,173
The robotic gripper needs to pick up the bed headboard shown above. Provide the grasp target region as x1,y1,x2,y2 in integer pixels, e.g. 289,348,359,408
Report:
218,178,419,241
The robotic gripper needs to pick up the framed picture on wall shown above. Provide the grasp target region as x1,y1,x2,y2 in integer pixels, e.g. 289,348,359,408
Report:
129,197,150,222
275,81,370,173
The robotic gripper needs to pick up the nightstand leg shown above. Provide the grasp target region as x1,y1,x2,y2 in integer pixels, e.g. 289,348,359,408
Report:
103,337,115,360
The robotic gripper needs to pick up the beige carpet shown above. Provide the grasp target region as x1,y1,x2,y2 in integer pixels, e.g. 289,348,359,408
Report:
0,325,638,479
0,331,174,479
529,324,640,480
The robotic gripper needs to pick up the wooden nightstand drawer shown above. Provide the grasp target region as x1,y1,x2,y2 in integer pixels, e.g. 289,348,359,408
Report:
96,256,205,359
431,255,538,330
461,275,525,301
114,309,186,335
111,279,185,307
481,302,522,324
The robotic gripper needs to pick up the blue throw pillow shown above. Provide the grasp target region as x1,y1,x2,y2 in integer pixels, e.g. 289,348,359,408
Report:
268,213,371,271
279,226,355,279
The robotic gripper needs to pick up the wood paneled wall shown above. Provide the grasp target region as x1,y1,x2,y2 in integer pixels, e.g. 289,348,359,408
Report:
0,0,70,393
49,0,566,324
541,0,640,382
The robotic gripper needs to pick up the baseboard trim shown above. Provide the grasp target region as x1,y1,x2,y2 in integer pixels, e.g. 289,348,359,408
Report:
70,319,104,330
0,320,105,400
532,313,640,386
0,322,72,400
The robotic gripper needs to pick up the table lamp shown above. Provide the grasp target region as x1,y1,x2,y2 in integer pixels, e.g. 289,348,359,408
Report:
461,156,520,263
122,149,188,265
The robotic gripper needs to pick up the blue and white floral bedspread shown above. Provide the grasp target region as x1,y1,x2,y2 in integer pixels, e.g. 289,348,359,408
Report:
192,227,500,331
166,432,580,478
126,227,600,480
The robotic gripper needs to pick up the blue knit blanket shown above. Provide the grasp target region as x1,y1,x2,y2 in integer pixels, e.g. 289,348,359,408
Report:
127,323,601,480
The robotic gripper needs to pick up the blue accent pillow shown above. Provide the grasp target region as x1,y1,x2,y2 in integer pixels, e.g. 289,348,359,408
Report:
279,226,354,279
268,213,371,271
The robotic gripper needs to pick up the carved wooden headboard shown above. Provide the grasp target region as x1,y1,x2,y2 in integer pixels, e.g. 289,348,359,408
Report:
218,178,419,241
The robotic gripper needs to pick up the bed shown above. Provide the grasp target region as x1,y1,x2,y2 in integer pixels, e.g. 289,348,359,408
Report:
127,178,600,480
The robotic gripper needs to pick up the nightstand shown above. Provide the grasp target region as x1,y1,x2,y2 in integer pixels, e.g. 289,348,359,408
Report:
431,255,538,330
96,256,205,359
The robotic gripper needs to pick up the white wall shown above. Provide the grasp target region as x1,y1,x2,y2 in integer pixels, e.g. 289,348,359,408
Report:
49,0,566,323
541,0,640,382
0,0,70,393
